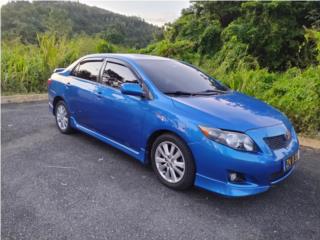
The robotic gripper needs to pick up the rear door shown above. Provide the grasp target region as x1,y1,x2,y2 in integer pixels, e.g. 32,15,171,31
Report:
66,58,104,130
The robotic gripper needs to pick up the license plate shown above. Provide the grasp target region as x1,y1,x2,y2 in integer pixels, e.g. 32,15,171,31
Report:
284,150,300,171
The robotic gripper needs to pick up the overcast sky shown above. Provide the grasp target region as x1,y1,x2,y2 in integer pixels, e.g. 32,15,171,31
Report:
0,0,190,26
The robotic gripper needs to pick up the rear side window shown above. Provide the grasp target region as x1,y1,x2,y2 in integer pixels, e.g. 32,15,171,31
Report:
102,62,138,88
72,60,103,82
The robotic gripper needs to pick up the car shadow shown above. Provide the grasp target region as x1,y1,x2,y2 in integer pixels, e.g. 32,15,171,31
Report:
68,129,316,210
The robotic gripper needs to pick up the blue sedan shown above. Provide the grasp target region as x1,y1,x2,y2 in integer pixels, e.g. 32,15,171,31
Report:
48,54,300,197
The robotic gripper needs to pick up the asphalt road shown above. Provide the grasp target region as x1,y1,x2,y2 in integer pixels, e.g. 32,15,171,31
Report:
2,102,320,240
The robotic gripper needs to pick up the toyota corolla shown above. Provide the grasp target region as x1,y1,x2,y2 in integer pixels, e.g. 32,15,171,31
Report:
48,54,300,197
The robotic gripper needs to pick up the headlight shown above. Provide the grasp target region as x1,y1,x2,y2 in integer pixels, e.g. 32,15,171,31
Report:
199,126,256,152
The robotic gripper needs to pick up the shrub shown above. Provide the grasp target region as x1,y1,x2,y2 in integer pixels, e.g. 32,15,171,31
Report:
1,34,101,94
262,67,320,134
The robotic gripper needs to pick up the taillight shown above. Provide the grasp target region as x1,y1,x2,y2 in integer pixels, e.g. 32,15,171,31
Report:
48,79,52,86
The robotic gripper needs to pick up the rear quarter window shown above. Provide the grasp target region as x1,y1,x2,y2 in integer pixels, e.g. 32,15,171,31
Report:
72,60,103,82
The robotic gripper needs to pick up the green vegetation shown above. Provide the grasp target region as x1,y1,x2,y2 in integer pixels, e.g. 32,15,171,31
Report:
1,1,320,135
1,34,128,94
1,1,161,48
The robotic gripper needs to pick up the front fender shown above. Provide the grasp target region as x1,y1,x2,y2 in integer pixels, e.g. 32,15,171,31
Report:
141,99,201,163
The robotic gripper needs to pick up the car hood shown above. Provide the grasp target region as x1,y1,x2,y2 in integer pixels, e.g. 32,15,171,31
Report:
171,91,290,132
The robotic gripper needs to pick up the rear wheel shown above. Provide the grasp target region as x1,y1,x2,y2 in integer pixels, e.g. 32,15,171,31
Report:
151,134,195,190
55,100,73,134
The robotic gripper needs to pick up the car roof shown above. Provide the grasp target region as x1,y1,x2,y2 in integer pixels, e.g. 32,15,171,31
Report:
83,53,170,63
65,53,175,73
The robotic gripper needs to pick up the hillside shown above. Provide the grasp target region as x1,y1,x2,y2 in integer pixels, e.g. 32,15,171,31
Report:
1,1,161,48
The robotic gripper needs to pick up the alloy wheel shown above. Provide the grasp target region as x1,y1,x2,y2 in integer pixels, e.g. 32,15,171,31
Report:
56,104,68,131
155,141,185,183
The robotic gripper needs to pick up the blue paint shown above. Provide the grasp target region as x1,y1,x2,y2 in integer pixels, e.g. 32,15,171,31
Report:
48,54,299,197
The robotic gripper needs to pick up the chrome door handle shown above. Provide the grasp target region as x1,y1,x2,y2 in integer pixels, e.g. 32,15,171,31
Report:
95,91,102,98
65,82,71,89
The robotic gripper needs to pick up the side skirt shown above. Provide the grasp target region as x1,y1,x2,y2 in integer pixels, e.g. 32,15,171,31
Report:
70,117,146,163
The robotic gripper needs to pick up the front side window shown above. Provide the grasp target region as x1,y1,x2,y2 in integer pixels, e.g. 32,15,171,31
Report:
102,62,138,88
72,60,103,81
136,59,228,94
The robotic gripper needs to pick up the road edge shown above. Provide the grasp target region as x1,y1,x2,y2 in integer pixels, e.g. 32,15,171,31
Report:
1,93,320,149
1,93,47,104
298,136,320,149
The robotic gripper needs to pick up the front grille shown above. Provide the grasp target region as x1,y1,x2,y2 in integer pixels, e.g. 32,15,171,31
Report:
264,134,290,150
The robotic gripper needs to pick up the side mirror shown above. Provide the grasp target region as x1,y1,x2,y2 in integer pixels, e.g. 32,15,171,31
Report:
53,68,65,73
121,83,144,97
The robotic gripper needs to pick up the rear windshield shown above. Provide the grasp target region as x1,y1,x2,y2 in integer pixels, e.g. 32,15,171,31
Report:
136,59,228,93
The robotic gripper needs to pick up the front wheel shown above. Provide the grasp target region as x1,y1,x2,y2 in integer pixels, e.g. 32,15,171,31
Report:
151,134,195,190
55,100,73,134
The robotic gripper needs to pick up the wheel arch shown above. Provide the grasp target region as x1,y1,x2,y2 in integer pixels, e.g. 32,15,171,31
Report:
52,96,65,115
144,129,194,165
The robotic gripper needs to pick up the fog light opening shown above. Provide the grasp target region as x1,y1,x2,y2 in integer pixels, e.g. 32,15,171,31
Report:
228,172,245,183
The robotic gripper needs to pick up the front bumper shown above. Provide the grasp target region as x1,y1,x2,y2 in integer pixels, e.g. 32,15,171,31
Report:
189,124,300,197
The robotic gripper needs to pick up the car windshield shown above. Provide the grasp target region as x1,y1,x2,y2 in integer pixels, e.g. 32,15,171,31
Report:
136,59,228,95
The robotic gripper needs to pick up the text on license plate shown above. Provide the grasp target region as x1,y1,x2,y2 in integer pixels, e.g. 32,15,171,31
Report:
284,150,300,171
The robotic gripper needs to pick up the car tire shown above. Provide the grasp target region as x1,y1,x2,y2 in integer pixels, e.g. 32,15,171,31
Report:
151,133,195,190
55,100,73,134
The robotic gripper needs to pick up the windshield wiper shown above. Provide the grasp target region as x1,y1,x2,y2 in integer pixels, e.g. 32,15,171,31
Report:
194,89,227,95
164,89,228,97
164,91,194,96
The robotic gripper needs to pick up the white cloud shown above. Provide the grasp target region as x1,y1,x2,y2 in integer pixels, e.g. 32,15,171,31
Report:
80,0,190,26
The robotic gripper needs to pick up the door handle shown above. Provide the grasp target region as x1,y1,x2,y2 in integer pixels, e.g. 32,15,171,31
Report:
95,91,102,98
65,82,71,89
